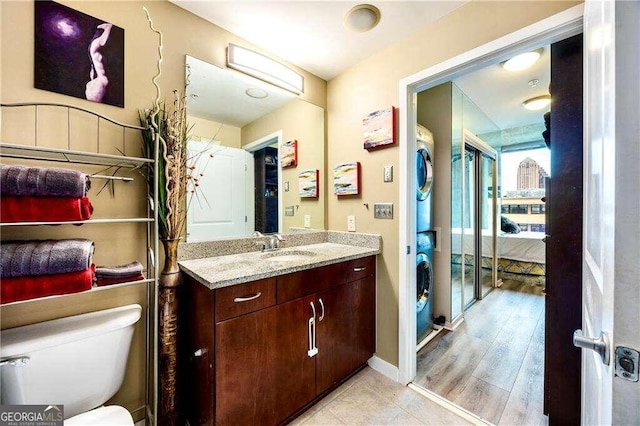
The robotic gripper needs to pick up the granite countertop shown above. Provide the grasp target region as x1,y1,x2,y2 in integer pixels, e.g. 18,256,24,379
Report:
179,242,379,290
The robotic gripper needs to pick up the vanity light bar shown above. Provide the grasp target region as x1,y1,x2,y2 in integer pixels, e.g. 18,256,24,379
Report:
227,43,304,95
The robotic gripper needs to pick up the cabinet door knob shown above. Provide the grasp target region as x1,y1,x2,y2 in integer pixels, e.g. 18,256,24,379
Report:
233,292,262,303
353,266,367,272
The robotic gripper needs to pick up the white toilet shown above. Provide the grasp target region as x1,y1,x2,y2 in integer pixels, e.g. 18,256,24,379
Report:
0,304,142,425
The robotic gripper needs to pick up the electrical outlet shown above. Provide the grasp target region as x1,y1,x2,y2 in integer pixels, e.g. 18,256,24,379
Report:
284,181,290,192
384,166,393,182
374,203,394,219
347,215,356,232
285,206,294,216
304,214,311,228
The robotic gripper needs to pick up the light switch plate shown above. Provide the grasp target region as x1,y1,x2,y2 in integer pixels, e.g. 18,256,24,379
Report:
384,166,393,182
284,181,290,192
304,214,311,228
347,215,356,232
374,203,393,219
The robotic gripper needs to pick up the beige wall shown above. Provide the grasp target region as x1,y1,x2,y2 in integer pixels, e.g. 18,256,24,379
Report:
242,99,325,231
188,115,241,148
327,1,581,366
0,0,326,420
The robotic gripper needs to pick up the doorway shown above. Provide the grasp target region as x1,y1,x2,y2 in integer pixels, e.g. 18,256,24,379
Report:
397,4,584,424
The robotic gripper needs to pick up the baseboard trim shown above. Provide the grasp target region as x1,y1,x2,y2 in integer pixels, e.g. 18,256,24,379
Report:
367,355,399,382
408,383,492,426
444,314,465,331
416,326,445,352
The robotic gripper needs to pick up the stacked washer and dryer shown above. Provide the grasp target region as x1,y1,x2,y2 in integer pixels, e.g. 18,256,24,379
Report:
416,124,435,344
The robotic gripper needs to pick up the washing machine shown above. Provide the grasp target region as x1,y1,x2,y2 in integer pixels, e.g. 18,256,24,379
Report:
416,231,435,343
416,124,434,233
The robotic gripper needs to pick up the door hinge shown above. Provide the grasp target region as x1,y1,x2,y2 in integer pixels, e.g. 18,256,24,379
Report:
406,245,410,254
245,216,247,223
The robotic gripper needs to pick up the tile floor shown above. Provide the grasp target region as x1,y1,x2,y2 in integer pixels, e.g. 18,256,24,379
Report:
290,367,472,425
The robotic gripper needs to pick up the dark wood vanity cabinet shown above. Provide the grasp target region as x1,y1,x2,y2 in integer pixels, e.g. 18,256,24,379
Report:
183,256,376,425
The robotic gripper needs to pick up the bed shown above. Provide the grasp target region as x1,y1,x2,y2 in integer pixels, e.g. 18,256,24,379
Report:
451,228,546,276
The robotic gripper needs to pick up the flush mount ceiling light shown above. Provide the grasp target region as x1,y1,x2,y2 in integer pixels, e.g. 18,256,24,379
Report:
522,95,551,111
343,4,381,32
245,87,268,99
502,49,543,72
227,43,304,95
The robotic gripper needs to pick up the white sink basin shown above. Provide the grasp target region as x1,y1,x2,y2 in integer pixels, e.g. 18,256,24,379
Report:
261,250,317,262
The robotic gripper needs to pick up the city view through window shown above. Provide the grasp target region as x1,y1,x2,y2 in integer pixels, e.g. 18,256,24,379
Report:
501,148,550,233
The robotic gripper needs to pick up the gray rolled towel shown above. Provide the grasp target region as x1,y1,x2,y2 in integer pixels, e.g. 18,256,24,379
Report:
95,261,144,278
0,165,90,198
0,239,94,278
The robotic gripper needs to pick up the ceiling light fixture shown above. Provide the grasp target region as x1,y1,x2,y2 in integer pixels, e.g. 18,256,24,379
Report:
227,43,304,95
343,4,381,32
245,87,268,99
502,49,543,72
522,95,551,111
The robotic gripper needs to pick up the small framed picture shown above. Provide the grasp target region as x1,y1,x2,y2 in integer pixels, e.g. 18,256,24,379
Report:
298,170,319,198
334,162,361,196
363,107,396,150
281,140,298,168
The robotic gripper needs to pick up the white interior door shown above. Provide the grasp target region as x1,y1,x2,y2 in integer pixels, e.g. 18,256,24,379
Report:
580,0,615,423
186,142,249,242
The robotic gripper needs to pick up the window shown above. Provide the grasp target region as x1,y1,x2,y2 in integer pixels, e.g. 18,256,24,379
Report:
531,224,546,232
502,204,528,214
518,224,529,232
531,204,546,214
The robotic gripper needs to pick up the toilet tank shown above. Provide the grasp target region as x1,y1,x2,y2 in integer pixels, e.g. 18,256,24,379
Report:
0,304,142,419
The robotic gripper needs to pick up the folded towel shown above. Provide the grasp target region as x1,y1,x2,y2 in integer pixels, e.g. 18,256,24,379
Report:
95,273,145,287
0,165,90,198
95,261,144,278
1,239,94,278
0,196,93,223
1,265,95,304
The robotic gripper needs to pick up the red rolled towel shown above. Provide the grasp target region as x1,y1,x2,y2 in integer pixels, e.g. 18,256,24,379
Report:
0,196,93,223
95,274,145,287
1,265,95,304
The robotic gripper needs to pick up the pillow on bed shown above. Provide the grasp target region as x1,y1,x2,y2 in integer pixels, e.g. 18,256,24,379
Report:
501,216,520,234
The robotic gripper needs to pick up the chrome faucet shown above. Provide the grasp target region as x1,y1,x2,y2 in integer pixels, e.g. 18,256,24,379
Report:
268,234,285,250
252,231,264,237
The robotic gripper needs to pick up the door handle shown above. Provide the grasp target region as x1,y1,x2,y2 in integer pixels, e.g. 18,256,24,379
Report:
318,298,325,321
573,329,610,365
308,301,318,357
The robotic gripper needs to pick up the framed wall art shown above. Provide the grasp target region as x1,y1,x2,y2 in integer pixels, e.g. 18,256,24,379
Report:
280,140,298,168
334,162,361,196
298,169,319,198
35,1,125,108
363,107,396,150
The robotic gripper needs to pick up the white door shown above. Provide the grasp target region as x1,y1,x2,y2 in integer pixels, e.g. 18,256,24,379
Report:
186,142,251,242
580,1,639,424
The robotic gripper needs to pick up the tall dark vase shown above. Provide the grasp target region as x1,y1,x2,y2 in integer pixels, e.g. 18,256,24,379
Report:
158,238,182,426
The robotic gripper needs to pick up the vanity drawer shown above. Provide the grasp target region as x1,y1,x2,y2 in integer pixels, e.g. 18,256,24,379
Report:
215,278,276,322
341,256,375,283
277,263,341,303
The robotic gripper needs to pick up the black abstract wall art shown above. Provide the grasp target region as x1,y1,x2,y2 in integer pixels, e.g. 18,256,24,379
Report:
34,1,124,107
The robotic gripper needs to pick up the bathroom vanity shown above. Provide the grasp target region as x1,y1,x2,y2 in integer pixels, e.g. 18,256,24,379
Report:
180,240,377,425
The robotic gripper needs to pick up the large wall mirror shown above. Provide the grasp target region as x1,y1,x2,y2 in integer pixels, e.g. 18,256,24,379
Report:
184,55,325,242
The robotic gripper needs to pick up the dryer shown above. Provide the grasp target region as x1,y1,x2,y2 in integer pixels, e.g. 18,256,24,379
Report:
416,124,434,233
416,231,435,343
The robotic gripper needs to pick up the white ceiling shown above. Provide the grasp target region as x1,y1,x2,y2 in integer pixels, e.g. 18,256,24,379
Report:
171,1,469,80
453,46,551,132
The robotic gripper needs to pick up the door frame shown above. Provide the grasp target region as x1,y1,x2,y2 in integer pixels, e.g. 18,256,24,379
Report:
397,4,584,385
243,130,284,234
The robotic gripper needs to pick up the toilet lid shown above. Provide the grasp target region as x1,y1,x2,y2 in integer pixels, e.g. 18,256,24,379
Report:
65,405,134,425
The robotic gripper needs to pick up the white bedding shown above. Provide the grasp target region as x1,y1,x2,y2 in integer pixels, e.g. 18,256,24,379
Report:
451,228,545,264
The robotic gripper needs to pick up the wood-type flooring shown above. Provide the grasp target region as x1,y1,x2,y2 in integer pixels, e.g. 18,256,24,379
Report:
415,279,546,425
